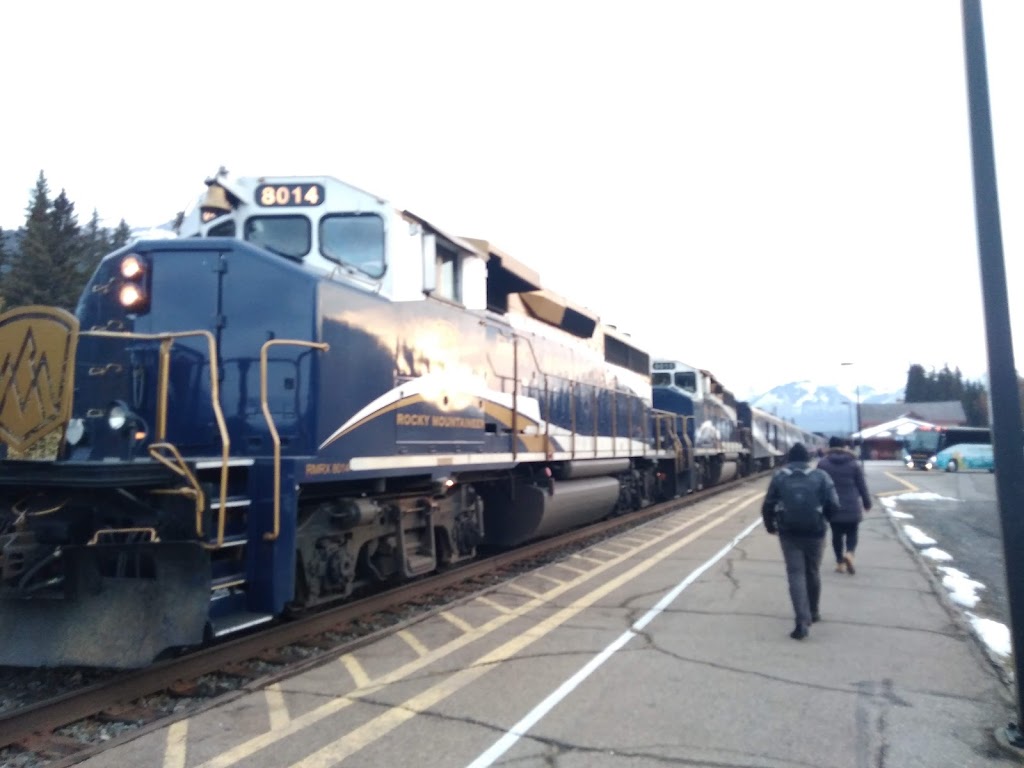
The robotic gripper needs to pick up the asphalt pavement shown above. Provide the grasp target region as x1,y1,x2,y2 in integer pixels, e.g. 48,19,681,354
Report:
78,468,1024,767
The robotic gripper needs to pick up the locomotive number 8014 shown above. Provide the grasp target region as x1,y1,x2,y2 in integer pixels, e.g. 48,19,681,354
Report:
0,168,823,668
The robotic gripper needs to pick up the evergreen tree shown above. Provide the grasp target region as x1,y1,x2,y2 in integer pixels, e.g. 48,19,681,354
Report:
48,189,85,310
934,365,964,401
3,172,135,312
3,172,100,312
963,380,989,427
111,219,132,249
4,171,53,309
906,361,989,427
905,364,928,401
81,209,111,279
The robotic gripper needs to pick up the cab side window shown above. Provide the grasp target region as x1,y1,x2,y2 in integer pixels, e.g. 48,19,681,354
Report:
244,216,311,259
321,214,385,278
435,243,461,303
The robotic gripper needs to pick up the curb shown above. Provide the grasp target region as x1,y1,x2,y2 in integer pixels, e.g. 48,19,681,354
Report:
879,497,1015,693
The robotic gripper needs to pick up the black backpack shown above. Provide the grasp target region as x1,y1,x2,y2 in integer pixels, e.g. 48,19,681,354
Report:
776,468,825,534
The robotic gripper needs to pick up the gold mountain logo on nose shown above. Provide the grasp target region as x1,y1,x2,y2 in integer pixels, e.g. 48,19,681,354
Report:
0,306,79,455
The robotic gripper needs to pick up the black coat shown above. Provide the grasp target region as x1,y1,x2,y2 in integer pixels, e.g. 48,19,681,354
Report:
816,449,872,523
761,462,840,538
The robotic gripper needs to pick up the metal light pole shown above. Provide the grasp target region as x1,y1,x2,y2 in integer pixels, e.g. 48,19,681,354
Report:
961,0,1024,750
841,363,864,463
855,384,863,461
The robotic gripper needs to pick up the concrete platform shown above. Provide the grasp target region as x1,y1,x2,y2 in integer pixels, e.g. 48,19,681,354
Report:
80,474,1019,767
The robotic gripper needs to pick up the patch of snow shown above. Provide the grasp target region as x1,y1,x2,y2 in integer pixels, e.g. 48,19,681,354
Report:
903,525,937,546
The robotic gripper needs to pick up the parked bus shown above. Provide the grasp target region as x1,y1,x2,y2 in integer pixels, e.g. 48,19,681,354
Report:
904,425,991,470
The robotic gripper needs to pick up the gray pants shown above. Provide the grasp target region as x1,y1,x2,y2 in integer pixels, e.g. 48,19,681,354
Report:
779,534,825,628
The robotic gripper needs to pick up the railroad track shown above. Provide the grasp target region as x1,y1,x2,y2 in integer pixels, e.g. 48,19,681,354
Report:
0,473,765,764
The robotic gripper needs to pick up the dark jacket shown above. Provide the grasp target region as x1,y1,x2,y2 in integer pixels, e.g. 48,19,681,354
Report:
816,448,872,523
761,462,840,538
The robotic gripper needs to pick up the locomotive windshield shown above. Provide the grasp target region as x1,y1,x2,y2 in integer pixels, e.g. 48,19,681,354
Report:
320,213,386,278
652,370,697,391
674,371,697,392
244,215,311,259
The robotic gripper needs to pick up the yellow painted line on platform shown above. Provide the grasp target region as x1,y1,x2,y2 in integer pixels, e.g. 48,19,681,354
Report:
531,572,567,587
194,491,757,768
265,684,291,730
397,630,430,658
552,563,587,576
440,610,475,633
163,720,188,768
289,493,761,768
878,471,920,495
475,596,512,615
339,654,370,689
588,546,621,557
570,553,604,566
617,535,648,545
506,583,544,599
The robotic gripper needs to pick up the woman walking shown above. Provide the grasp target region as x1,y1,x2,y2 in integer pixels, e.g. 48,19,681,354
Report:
816,437,872,574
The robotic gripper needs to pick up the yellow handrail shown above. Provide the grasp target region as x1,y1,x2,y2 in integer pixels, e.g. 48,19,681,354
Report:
260,340,329,541
82,329,230,544
148,441,205,536
88,527,160,545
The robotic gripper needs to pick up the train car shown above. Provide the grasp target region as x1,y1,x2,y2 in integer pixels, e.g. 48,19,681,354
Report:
805,429,828,456
0,169,692,668
650,360,751,487
736,403,823,470
739,404,827,469
650,362,826,474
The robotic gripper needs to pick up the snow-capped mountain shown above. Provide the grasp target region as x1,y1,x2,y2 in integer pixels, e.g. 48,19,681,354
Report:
750,380,905,434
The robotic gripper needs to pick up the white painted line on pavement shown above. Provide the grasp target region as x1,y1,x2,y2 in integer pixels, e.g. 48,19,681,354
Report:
464,515,764,768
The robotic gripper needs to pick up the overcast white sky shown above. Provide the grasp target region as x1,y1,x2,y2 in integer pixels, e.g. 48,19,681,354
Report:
2,1,1021,398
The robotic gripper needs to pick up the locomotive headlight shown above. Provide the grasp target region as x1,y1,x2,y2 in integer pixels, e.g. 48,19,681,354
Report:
107,403,129,431
118,283,147,309
120,254,145,279
65,418,86,445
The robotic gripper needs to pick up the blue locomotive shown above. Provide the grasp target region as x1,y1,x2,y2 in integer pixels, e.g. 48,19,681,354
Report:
650,359,826,482
0,170,824,668
0,170,701,668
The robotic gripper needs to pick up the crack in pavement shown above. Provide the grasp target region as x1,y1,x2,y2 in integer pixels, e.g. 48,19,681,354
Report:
343,692,830,767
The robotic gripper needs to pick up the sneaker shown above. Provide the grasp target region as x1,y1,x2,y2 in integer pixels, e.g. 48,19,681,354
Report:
844,553,856,575
835,562,847,573
811,612,821,623
790,625,809,640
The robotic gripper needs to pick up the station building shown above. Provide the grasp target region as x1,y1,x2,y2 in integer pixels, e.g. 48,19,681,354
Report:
853,401,967,459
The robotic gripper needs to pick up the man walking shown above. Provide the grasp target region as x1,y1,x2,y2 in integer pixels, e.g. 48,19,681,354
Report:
762,443,840,640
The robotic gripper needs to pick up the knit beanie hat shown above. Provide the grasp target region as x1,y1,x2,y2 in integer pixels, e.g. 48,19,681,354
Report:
788,443,810,463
